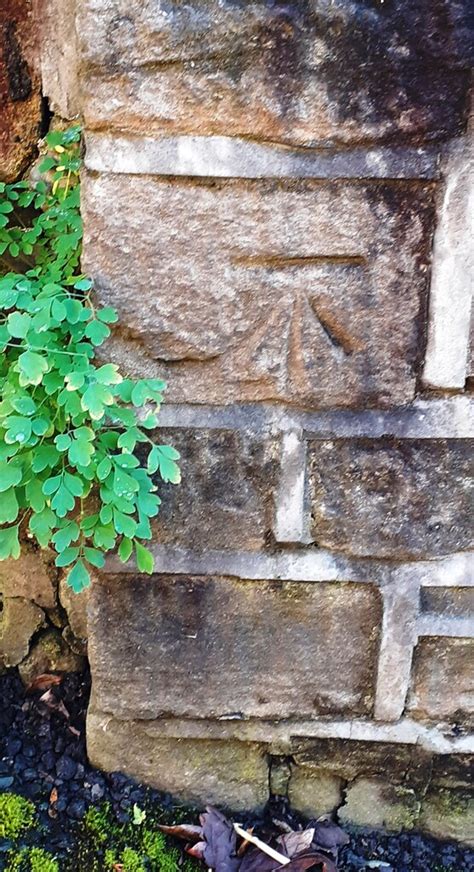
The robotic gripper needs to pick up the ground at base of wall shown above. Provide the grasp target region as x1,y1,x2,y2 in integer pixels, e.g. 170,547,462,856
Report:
0,670,473,872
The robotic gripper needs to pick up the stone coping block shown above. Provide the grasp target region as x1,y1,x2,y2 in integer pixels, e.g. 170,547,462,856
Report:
88,575,381,721
77,1,472,146
308,438,473,559
82,173,434,409
87,708,268,812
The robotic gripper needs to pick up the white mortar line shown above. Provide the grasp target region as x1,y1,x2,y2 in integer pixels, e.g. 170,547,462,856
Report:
374,575,420,721
417,615,474,637
423,130,474,389
273,429,311,543
85,133,439,180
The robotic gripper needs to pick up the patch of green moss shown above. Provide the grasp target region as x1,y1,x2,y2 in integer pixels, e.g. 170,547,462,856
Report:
4,847,59,872
0,794,36,840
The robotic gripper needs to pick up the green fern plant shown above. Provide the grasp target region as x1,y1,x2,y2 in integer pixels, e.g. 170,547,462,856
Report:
0,126,180,592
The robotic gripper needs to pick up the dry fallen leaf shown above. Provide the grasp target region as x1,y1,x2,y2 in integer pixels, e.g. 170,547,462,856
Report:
158,824,204,843
312,821,349,853
277,830,315,858
26,673,63,694
201,807,240,872
186,841,207,860
38,689,70,719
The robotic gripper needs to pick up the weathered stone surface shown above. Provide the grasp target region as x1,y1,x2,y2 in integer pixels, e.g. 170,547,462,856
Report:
0,0,41,181
87,708,268,811
308,439,473,558
77,1,471,146
59,576,89,642
339,778,420,831
0,549,56,609
407,637,474,727
88,575,381,720
18,628,85,685
420,586,474,618
32,0,80,118
288,768,344,819
151,428,275,550
0,597,44,667
419,787,474,846
82,174,434,408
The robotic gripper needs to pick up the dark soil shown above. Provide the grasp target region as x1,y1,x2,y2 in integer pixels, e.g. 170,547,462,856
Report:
0,669,472,871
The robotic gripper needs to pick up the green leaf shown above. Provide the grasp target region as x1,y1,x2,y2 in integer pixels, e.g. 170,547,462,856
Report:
68,435,95,467
84,319,111,345
11,396,36,416
55,434,72,452
96,456,112,481
0,489,19,523
66,560,91,593
147,446,159,474
0,461,22,492
4,415,32,445
63,472,84,497
43,475,62,496
83,547,105,568
0,525,20,559
135,541,154,574
81,383,113,420
25,479,46,512
32,416,50,436
55,546,80,567
97,307,118,323
94,364,122,385
118,536,133,563
51,482,76,517
32,445,59,472
113,509,137,538
52,522,79,552
157,450,181,484
157,445,180,461
29,508,56,546
18,351,49,386
7,312,31,338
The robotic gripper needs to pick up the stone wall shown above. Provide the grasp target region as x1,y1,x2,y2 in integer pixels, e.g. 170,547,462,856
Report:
9,0,474,843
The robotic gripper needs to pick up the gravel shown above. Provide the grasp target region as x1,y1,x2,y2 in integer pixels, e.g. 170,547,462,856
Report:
0,669,473,871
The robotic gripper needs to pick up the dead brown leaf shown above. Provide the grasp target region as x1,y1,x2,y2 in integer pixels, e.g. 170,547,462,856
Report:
277,830,315,858
158,824,204,843
26,673,63,694
38,689,70,719
186,841,207,860
312,821,349,853
201,807,240,872
282,854,337,872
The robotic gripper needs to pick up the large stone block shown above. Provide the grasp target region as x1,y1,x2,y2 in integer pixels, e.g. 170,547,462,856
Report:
88,575,381,720
0,0,42,180
87,708,268,811
339,778,420,831
151,428,275,550
406,637,474,727
82,174,434,408
0,596,44,668
77,1,471,146
308,438,473,558
0,549,56,609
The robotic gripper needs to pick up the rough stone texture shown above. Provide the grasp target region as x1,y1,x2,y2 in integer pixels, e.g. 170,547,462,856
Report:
18,628,85,685
88,575,381,720
151,428,275,551
59,576,89,642
419,788,474,847
77,1,472,146
0,549,56,609
339,778,420,832
420,586,474,618
0,597,44,668
32,0,80,118
288,768,344,819
82,174,434,409
308,438,473,558
0,0,42,180
87,708,268,811
406,637,474,727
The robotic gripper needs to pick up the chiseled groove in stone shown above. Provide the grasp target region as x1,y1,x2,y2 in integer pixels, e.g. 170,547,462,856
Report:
85,133,440,180
374,576,420,722
423,125,474,390
151,396,474,439
273,429,311,544
89,707,474,755
416,615,474,638
105,546,474,589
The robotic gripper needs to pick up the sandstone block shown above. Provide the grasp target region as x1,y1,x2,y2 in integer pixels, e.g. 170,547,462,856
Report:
419,787,474,846
0,549,56,609
59,575,90,642
339,778,420,831
151,428,275,550
82,174,434,409
288,768,344,820
0,0,42,180
18,628,85,685
77,1,471,146
87,708,268,811
420,586,474,619
88,575,381,720
308,439,473,558
0,597,44,667
407,637,474,727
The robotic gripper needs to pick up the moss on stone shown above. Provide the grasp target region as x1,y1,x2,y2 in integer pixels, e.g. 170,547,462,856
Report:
0,793,36,840
5,847,59,872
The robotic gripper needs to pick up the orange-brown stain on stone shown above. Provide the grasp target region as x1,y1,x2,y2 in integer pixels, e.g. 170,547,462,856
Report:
0,0,41,180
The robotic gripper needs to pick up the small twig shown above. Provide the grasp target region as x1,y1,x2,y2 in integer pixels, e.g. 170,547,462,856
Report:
233,824,290,866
